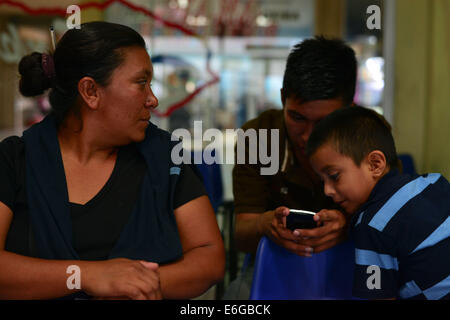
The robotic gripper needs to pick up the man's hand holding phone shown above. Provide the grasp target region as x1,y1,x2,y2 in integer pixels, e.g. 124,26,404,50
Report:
267,207,347,257
291,209,348,254
266,207,315,257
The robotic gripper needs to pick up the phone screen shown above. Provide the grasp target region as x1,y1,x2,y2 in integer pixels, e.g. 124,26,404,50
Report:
286,209,317,230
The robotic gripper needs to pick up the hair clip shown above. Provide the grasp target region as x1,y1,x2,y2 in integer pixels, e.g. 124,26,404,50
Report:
50,26,56,51
41,53,56,83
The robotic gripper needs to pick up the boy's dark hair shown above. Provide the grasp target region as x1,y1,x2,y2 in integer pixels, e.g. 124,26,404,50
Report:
306,106,399,169
18,21,146,125
282,36,357,106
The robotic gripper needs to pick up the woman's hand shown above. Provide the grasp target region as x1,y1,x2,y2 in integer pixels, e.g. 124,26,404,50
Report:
82,258,162,300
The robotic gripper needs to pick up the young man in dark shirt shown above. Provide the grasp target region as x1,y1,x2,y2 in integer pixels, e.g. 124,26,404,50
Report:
233,37,357,254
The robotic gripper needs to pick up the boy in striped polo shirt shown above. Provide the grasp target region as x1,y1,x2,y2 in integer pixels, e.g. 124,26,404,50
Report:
306,106,449,300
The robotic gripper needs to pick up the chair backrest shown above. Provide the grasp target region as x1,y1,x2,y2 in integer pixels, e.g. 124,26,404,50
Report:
192,150,223,212
250,236,357,300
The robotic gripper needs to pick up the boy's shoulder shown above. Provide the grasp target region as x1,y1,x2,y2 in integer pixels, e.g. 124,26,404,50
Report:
353,172,449,255
351,172,449,300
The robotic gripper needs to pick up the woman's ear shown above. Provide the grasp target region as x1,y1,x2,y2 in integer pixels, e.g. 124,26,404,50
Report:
367,150,387,178
78,77,100,110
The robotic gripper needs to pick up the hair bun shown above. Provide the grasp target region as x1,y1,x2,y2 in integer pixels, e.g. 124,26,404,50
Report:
18,52,53,97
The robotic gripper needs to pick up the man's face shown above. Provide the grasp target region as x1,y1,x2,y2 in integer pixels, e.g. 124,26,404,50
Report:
310,143,376,214
283,96,344,155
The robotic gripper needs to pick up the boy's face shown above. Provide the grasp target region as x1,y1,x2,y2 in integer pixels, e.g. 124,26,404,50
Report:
310,143,377,214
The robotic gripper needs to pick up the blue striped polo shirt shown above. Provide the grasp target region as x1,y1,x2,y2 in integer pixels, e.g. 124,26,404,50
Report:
350,169,450,300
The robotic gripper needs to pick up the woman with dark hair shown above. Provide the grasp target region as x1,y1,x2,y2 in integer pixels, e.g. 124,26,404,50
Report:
0,22,225,300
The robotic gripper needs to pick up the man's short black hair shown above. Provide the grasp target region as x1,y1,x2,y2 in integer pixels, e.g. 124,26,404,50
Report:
282,36,357,106
306,107,399,169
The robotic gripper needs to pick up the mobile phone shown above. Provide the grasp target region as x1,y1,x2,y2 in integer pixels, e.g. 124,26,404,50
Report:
286,209,317,230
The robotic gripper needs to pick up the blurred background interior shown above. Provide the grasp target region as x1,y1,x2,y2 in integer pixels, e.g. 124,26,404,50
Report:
0,0,449,299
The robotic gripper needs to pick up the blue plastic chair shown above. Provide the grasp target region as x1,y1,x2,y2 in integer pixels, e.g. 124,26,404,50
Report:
192,150,223,212
250,236,357,300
